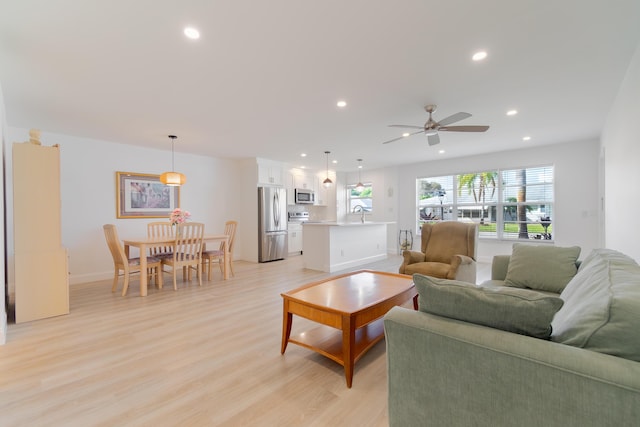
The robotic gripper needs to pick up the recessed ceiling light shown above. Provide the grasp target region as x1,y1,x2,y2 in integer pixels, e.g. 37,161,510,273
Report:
523,136,531,141
184,27,200,39
300,153,307,157
506,109,518,116
402,132,410,137
472,51,487,61
332,160,338,164
336,100,347,108
300,166,306,169
439,150,445,154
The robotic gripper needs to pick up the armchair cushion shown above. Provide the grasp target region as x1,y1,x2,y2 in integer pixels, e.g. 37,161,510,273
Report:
402,260,451,278
414,274,564,339
505,243,581,293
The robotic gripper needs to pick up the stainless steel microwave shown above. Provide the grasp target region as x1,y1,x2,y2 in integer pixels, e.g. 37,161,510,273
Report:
294,188,315,204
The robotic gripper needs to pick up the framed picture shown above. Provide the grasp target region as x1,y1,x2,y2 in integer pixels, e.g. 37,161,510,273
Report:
116,171,180,218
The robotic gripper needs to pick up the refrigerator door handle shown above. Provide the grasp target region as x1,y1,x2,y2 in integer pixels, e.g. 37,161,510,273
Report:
273,191,280,229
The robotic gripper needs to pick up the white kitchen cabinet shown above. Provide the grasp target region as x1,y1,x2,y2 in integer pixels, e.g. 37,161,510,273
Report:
293,169,314,190
287,168,316,204
258,158,285,186
288,223,303,255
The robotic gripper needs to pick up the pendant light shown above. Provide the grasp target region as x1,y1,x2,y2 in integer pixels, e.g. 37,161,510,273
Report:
322,151,333,188
355,159,364,192
160,135,187,186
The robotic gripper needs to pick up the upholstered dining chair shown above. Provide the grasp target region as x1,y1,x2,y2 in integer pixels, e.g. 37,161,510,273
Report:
103,224,163,296
203,220,237,280
161,222,205,290
398,221,479,283
147,221,174,258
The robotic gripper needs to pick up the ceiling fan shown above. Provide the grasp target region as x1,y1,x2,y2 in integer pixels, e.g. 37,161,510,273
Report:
382,104,489,146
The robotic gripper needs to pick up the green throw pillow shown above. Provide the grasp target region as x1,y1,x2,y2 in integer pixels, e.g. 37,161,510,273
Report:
414,274,564,339
505,244,581,293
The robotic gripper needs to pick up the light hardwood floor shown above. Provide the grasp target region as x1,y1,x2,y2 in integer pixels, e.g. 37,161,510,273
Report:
0,255,490,427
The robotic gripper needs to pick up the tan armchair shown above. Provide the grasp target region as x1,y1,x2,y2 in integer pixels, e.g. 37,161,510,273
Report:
399,221,478,283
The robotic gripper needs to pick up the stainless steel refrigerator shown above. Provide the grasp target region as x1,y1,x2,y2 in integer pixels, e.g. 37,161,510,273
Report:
258,186,288,262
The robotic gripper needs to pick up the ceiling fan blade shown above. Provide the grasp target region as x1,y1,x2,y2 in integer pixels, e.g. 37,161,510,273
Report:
427,133,440,146
437,112,472,126
439,125,490,132
388,124,423,129
382,136,405,144
382,130,423,144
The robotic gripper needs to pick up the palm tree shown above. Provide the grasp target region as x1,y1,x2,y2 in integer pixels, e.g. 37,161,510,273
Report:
515,169,529,238
457,172,498,224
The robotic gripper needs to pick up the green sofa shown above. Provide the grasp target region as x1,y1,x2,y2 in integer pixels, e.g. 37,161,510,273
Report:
384,247,640,427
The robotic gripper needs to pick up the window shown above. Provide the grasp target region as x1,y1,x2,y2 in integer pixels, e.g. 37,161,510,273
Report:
416,166,554,241
348,183,373,213
417,175,453,222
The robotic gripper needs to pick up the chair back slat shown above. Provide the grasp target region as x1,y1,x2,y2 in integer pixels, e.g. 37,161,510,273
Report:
174,222,205,262
147,221,174,256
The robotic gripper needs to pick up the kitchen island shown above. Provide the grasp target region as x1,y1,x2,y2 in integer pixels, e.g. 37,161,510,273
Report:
302,222,391,272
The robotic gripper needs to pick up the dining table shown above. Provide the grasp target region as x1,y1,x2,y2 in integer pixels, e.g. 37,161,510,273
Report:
122,234,230,296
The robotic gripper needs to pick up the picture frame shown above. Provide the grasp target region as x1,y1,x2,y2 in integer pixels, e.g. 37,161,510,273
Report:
116,171,180,218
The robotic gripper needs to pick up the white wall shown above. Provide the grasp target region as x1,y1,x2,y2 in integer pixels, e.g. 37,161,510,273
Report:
602,42,640,261
5,127,244,286
356,139,601,263
0,83,7,344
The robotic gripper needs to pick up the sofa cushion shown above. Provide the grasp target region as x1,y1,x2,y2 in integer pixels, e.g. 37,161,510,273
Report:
551,248,640,362
504,243,581,293
414,274,564,339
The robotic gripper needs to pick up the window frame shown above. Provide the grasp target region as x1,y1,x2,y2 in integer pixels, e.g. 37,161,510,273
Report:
415,165,554,241
348,182,373,214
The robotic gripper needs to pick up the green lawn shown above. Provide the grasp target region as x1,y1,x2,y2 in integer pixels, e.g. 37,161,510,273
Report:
479,223,552,234
418,220,552,236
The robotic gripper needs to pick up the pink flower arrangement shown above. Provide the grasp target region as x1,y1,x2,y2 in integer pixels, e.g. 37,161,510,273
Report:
170,208,191,225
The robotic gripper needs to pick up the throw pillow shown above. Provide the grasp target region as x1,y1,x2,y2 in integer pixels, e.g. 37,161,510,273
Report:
504,243,581,293
551,248,640,362
414,274,564,339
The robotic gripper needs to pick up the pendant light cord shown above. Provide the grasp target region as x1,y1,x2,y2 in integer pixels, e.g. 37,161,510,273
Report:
169,135,177,171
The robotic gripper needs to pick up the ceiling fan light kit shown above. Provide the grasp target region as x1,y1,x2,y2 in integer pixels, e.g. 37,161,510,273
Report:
160,135,187,186
383,104,489,146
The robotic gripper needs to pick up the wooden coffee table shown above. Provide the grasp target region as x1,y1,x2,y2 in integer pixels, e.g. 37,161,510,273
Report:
280,270,417,387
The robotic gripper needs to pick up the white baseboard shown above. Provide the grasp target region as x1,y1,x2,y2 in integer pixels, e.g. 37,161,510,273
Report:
330,253,388,273
0,310,7,345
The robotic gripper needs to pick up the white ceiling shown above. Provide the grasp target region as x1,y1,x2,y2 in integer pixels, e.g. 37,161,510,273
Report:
1,1,640,172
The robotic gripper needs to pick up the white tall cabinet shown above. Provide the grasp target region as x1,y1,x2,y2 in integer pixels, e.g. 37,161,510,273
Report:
13,139,69,323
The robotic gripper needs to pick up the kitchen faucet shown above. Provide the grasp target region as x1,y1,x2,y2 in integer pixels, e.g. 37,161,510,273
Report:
353,205,366,223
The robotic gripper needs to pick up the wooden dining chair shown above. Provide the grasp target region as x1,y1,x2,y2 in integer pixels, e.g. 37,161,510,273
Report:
161,222,205,290
147,221,174,258
103,224,163,296
203,220,237,280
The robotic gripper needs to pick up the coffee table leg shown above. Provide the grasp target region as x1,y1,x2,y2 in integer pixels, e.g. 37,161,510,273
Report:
281,301,293,354
342,315,355,388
